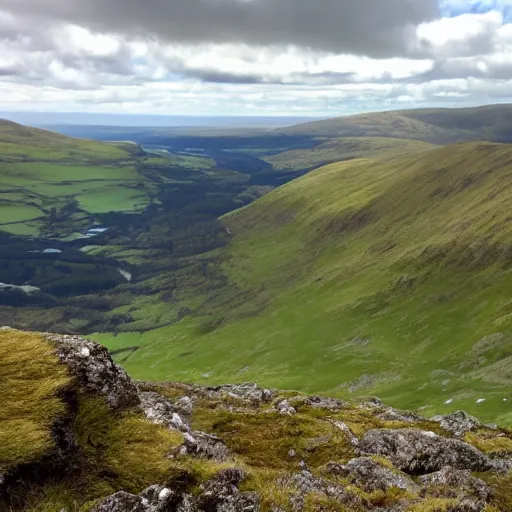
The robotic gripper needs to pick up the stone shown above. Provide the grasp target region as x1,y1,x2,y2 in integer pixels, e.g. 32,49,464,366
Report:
331,420,359,447
418,467,491,501
376,407,423,423
171,413,191,433
434,410,481,437
285,470,362,512
328,457,417,492
418,466,492,512
359,429,493,475
48,334,139,410
302,396,345,412
275,399,296,416
140,485,182,511
206,383,274,404
182,431,231,462
139,391,178,427
176,396,194,415
360,397,383,408
198,469,259,512
90,491,148,512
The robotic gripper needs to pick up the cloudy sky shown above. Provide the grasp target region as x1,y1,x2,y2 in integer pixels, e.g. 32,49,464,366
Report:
1,0,512,116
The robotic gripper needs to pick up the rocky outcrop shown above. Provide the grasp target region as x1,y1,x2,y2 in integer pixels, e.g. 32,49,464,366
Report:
302,396,346,412
433,410,481,437
48,333,139,410
196,468,259,511
358,397,424,423
275,399,297,416
204,383,273,404
285,470,362,512
138,389,231,462
139,391,178,428
181,431,231,462
359,429,493,474
328,457,418,492
418,466,491,500
331,420,359,447
418,467,491,512
91,469,258,512
90,491,149,512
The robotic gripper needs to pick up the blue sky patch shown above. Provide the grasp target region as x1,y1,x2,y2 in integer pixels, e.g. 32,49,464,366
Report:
440,0,512,20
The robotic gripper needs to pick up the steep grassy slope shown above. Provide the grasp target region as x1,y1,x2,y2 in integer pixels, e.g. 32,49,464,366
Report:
96,142,512,425
276,104,512,144
264,137,436,172
0,120,154,236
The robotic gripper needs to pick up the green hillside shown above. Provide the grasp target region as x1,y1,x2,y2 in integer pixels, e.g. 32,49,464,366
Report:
96,141,512,425
275,104,512,144
0,120,153,236
264,137,436,172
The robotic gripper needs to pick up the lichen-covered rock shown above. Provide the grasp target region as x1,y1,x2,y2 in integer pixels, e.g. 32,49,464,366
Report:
48,334,139,410
331,420,359,447
302,396,345,412
359,397,384,408
359,429,493,474
176,396,194,415
198,468,259,512
419,466,491,501
206,383,273,404
275,399,296,416
140,485,184,511
433,410,481,437
418,466,492,511
90,491,148,512
91,486,190,512
139,391,177,427
285,470,362,512
328,457,418,492
181,431,231,462
375,406,423,423
92,471,259,512
137,392,197,437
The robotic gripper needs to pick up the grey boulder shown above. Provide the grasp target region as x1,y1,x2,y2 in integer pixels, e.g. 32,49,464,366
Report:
359,429,493,474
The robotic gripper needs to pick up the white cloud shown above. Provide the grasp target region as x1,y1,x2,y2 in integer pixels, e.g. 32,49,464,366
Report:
415,11,503,58
0,4,512,115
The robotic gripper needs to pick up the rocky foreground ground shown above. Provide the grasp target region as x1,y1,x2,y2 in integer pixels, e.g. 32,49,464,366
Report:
1,329,511,511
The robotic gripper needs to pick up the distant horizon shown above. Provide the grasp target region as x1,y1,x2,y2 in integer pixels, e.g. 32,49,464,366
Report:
0,111,323,128
2,101,512,129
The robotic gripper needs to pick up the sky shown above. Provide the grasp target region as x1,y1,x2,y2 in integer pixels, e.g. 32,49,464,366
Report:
1,0,512,117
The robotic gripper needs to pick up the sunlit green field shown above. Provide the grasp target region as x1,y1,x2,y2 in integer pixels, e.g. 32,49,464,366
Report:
0,121,155,235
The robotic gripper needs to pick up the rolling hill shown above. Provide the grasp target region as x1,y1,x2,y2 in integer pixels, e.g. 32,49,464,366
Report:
0,120,153,236
275,104,512,144
263,137,436,172
96,141,512,425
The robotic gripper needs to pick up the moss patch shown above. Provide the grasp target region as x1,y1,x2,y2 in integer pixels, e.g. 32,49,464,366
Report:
0,330,71,473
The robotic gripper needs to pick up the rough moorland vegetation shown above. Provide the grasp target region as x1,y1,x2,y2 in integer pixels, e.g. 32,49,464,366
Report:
1,328,511,512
